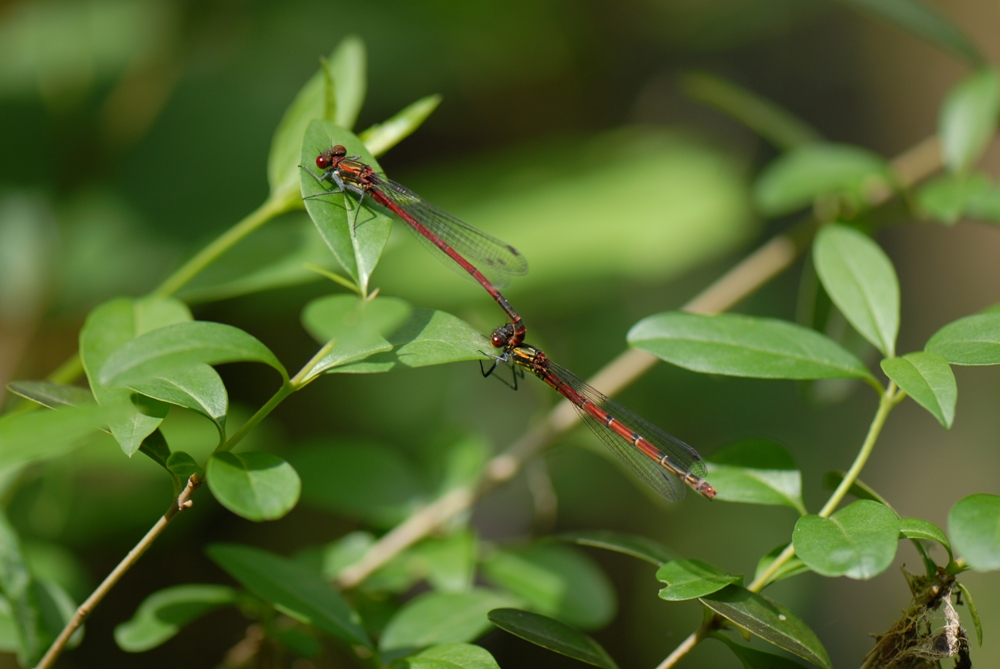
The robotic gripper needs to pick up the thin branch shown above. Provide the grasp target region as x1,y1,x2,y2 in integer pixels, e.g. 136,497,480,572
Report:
656,618,714,669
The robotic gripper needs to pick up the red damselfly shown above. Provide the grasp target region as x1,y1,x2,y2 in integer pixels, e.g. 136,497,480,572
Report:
484,324,716,501
304,145,527,347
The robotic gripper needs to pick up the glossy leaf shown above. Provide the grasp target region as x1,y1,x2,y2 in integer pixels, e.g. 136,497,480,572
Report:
917,172,1000,225
0,510,41,665
793,500,899,579
656,559,742,601
939,68,1000,173
956,583,982,647
813,224,899,357
754,545,810,584
379,589,516,652
129,364,228,438
80,297,191,455
206,452,301,522
948,494,1000,571
713,633,811,669
300,120,392,296
899,517,953,563
554,531,676,566
0,405,114,467
206,543,371,649
114,584,238,652
481,544,615,630
926,312,1000,365
99,321,287,387
881,352,956,427
706,440,805,513
701,586,831,669
488,608,619,669
753,143,892,216
628,312,874,381
402,643,501,669
6,381,94,409
360,94,442,157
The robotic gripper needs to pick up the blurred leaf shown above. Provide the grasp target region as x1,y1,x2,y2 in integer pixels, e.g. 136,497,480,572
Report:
754,143,892,216
318,532,376,582
554,531,676,566
701,586,831,669
793,501,899,579
411,531,477,593
423,435,490,496
754,545,810,584
899,517,953,563
0,195,55,324
99,321,287,387
656,559,741,601
821,471,893,509
917,172,1000,225
360,94,442,157
33,579,79,652
0,596,20,653
881,352,956,428
327,35,366,130
6,381,94,410
300,121,392,296
681,72,821,150
832,0,982,64
166,452,201,482
488,609,618,669
206,452,301,522
628,312,875,381
129,364,228,439
939,68,1000,173
380,589,516,652
706,440,804,512
0,510,40,665
80,297,191,455
0,405,113,467
926,312,1000,365
481,544,615,631
813,224,899,357
206,543,371,649
713,633,811,669
948,494,1000,571
114,584,238,652
290,441,424,528
956,583,982,646
401,643,501,669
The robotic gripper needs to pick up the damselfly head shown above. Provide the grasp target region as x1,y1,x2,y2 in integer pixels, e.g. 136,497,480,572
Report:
315,145,348,169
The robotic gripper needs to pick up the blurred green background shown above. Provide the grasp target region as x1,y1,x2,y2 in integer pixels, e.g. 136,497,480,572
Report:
2,0,999,667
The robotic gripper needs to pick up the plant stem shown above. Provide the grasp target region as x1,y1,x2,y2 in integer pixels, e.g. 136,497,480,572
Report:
215,383,294,454
656,618,715,669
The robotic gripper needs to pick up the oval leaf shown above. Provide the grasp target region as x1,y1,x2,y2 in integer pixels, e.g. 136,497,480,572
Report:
359,94,442,157
403,643,501,669
207,452,301,521
656,559,742,601
554,531,676,566
706,440,804,512
99,321,286,387
206,543,371,649
880,352,956,427
948,493,1000,571
899,517,953,563
793,500,899,579
379,589,516,652
814,224,900,357
129,363,228,438
488,609,619,669
114,584,238,652
926,312,1000,365
628,312,874,381
753,143,892,216
700,586,831,669
301,294,412,377
939,68,1000,173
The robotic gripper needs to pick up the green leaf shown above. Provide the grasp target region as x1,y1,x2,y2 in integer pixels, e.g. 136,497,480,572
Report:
713,633,811,669
821,471,893,509
880,352,956,427
326,35,366,130
833,0,983,65
300,120,393,296
656,559,741,601
114,584,238,652
0,405,114,467
0,510,41,665
916,172,1000,224
206,452,301,522
899,517,953,563
488,609,619,669
701,586,831,669
628,312,875,381
401,643,501,669
926,312,1000,365
813,224,900,357
753,143,892,216
206,543,371,649
939,68,1000,173
411,531,476,593
554,531,676,566
956,583,982,647
379,589,516,652
793,500,900,579
318,532,376,582
948,493,1000,571
481,544,615,631
290,440,424,528
129,364,228,439
99,321,287,387
80,297,192,455
166,452,201,483
706,440,805,513
754,545,810,584
680,71,821,151
6,381,94,409
360,94,442,157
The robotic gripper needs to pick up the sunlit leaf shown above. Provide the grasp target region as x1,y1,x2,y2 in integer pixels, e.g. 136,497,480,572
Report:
939,68,1000,173
206,452,301,521
488,609,619,669
129,364,228,438
881,352,956,428
706,440,804,512
926,312,1000,365
793,501,899,579
948,494,1000,571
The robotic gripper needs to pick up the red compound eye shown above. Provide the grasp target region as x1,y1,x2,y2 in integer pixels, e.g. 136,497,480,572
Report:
491,333,506,348
316,154,330,169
